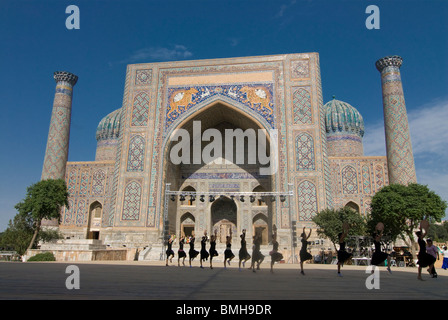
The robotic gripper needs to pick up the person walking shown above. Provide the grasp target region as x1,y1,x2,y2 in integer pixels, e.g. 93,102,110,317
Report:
299,227,313,275
441,246,448,270
426,239,439,278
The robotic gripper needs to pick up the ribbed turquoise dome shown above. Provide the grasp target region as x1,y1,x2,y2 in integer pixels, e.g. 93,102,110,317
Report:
324,98,364,138
96,108,122,141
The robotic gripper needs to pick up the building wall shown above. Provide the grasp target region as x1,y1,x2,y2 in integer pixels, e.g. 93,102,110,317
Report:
328,156,389,215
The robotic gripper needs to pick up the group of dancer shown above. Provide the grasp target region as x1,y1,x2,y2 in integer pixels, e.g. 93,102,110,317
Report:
165,227,285,272
165,220,443,279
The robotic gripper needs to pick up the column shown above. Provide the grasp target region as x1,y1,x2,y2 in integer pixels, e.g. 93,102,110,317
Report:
41,71,78,180
375,56,417,185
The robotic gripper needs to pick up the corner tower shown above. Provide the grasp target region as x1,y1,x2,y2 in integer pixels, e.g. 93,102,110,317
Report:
41,71,78,180
376,56,417,185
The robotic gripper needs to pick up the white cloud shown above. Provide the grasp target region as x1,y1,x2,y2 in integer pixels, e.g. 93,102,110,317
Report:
121,45,193,64
274,0,297,18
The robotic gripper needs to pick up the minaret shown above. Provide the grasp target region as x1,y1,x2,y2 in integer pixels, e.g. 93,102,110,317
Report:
41,71,78,181
375,56,417,185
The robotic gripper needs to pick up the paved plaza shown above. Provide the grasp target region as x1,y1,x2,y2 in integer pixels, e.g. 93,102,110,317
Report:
0,260,446,301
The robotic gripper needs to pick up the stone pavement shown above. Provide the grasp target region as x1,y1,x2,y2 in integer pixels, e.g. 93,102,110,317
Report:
0,260,446,301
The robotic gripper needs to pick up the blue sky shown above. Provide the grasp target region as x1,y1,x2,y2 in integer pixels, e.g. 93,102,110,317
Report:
0,0,447,231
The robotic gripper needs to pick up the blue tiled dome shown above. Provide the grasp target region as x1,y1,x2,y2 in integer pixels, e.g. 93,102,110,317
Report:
96,108,122,141
324,97,364,138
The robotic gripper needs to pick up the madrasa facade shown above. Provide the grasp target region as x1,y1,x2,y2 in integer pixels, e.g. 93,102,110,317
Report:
39,53,417,260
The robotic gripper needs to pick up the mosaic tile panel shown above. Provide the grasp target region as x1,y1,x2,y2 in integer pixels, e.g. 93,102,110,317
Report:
292,87,312,124
165,83,275,132
122,181,142,220
342,165,358,194
297,180,318,221
126,135,145,172
131,91,150,126
295,132,315,171
135,69,152,86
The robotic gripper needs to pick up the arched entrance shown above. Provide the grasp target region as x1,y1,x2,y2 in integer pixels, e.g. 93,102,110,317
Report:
162,99,276,242
211,196,237,243
87,201,102,239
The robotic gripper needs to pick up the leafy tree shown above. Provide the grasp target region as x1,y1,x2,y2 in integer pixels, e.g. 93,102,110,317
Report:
312,206,367,250
14,179,69,252
0,211,34,255
367,183,447,247
428,221,448,242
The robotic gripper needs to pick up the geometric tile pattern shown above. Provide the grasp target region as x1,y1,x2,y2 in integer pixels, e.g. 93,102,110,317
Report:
295,132,315,171
293,88,312,124
291,60,310,79
41,72,77,182
376,56,417,185
126,135,145,172
122,181,142,220
341,165,358,194
361,165,371,194
297,180,318,221
135,69,152,86
92,169,106,195
131,92,150,126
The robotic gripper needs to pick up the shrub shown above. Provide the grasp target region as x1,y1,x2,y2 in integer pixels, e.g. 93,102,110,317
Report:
28,252,56,261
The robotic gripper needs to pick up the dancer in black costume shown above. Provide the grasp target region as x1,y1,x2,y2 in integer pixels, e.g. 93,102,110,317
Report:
371,222,392,273
209,229,219,269
269,225,283,273
224,229,235,268
416,220,436,281
165,235,175,266
177,235,187,266
238,229,251,271
250,231,264,272
299,227,313,275
200,231,209,269
188,232,199,267
337,222,352,277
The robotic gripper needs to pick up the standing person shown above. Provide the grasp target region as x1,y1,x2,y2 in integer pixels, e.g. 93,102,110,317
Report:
177,235,187,266
337,222,352,277
441,246,448,270
209,229,219,269
188,232,199,267
416,221,436,281
299,227,313,275
269,225,283,273
250,231,265,272
224,229,235,268
200,231,210,269
371,223,392,273
238,229,251,271
426,239,439,278
165,235,175,266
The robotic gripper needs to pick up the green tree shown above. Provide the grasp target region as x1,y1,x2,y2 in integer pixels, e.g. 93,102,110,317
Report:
367,183,447,246
14,179,69,252
0,211,34,255
312,206,366,250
